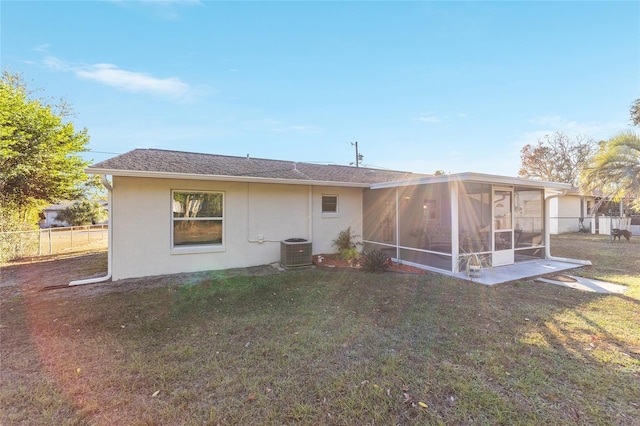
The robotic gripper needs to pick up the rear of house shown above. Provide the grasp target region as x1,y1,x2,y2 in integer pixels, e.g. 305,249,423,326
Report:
87,149,418,281
83,148,588,283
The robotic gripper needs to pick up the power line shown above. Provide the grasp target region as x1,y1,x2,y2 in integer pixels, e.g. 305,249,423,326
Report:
87,150,121,155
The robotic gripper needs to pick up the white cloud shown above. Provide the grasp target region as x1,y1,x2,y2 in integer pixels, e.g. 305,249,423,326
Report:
415,113,442,123
43,56,193,101
43,56,69,71
34,44,50,53
76,64,190,99
528,115,624,140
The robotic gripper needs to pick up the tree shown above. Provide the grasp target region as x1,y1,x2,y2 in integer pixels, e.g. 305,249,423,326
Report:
581,131,640,210
518,132,596,186
55,200,107,226
0,71,91,222
631,99,640,127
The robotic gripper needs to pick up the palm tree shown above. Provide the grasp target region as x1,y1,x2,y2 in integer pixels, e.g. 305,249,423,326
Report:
581,131,640,210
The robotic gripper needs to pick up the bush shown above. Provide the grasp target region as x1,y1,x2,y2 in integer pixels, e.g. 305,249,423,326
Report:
55,200,107,226
0,231,38,263
332,227,362,263
340,247,360,263
360,250,390,272
332,227,360,252
0,207,39,262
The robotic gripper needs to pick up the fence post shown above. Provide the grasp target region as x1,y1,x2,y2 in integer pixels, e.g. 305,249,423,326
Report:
70,226,73,249
49,227,53,254
38,229,42,256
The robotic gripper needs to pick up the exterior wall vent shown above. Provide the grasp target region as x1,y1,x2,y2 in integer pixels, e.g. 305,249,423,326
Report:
280,238,312,267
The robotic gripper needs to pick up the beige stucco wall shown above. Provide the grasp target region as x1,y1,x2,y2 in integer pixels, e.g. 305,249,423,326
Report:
110,176,363,280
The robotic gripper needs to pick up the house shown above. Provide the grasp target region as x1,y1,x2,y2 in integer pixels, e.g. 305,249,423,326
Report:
547,187,593,234
75,148,590,285
548,188,638,235
40,203,73,228
40,201,109,228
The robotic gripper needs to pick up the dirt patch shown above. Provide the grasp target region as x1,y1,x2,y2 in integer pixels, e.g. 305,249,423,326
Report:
545,275,578,283
0,248,281,302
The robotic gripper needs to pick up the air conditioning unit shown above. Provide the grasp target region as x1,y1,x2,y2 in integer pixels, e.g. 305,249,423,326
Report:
281,238,312,268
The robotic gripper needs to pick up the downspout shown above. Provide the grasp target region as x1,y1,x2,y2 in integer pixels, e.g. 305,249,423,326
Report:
450,182,460,273
307,185,313,242
69,175,113,285
544,190,591,266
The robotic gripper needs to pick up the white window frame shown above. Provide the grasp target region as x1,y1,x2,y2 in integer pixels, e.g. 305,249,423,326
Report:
321,194,339,216
171,190,225,254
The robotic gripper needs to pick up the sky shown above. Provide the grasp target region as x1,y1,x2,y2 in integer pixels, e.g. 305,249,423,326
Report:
2,0,639,177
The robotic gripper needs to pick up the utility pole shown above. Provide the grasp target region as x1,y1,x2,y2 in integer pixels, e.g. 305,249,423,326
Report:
350,141,363,167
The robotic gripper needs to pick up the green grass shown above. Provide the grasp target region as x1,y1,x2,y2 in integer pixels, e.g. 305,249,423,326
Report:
1,234,639,425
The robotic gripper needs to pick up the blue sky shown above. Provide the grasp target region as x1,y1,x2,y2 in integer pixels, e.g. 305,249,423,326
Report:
2,1,638,176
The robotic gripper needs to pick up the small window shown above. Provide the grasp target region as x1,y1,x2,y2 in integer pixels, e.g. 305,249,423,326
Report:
423,199,439,222
322,195,338,214
172,191,223,248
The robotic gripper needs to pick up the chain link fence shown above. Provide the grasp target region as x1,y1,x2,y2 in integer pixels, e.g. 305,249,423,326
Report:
0,225,108,263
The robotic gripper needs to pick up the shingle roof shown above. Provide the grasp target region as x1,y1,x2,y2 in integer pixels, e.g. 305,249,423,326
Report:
88,149,426,185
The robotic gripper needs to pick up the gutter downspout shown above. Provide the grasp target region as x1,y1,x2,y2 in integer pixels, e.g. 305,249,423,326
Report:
307,185,313,242
69,175,113,285
544,189,592,266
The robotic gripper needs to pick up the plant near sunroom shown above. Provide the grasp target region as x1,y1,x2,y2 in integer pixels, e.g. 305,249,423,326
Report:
340,247,360,265
457,250,493,278
360,250,390,272
332,227,362,263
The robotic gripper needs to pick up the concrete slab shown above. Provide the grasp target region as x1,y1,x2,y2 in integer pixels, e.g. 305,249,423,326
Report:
452,259,585,286
536,275,627,294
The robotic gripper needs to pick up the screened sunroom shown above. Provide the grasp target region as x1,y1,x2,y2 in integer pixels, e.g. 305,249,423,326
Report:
363,173,590,284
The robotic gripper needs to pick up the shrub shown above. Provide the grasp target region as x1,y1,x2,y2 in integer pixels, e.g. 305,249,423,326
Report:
332,227,360,252
332,228,363,265
360,250,390,272
340,247,360,263
55,200,107,226
0,231,39,263
0,206,39,262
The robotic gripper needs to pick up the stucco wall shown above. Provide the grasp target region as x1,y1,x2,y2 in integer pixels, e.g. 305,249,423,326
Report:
110,177,362,280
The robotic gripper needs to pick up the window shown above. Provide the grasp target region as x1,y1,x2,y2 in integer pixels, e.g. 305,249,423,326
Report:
423,199,439,222
322,195,338,214
172,191,223,248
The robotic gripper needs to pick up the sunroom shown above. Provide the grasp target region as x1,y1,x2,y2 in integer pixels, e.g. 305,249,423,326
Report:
362,173,591,284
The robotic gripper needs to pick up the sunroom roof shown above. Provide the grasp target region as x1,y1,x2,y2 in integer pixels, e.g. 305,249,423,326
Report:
369,172,572,191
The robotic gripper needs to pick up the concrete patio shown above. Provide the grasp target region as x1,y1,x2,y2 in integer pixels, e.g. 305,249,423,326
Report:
451,258,587,286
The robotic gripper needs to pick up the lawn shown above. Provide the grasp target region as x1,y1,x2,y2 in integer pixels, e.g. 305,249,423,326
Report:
1,234,638,425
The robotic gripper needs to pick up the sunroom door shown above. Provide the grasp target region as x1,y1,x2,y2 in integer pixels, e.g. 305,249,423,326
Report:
492,187,514,267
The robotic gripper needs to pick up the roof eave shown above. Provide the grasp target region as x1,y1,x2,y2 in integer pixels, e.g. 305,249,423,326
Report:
85,167,372,188
370,172,572,190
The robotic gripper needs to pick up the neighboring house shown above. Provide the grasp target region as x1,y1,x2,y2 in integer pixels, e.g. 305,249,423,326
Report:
40,201,109,228
547,187,593,234
548,189,637,235
82,149,589,284
40,203,73,228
